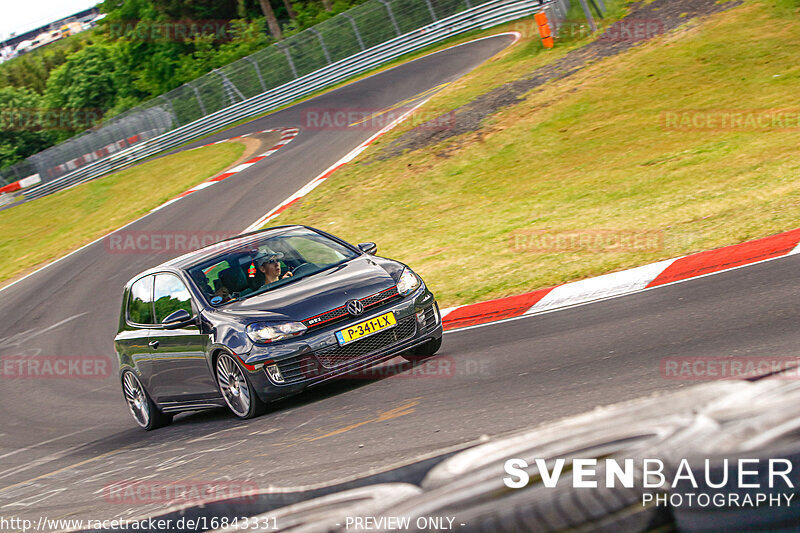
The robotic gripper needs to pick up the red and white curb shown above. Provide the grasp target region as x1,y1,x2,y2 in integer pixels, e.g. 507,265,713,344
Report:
0,173,42,195
440,228,800,331
151,127,299,213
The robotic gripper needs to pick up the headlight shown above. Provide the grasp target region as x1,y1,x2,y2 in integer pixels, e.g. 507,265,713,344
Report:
396,267,421,296
246,321,307,343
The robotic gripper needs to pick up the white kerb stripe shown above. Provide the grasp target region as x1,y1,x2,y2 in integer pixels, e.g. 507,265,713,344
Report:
790,242,800,255
19,174,42,188
439,306,461,319
150,198,180,212
189,182,216,191
526,258,677,314
228,163,255,173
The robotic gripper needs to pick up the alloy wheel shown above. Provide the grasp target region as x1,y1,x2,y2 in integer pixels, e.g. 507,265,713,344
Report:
216,354,251,417
122,371,151,428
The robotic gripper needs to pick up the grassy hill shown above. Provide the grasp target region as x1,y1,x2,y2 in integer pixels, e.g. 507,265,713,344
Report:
272,0,800,306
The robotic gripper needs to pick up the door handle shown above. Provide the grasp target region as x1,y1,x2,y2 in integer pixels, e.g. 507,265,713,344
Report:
148,340,160,349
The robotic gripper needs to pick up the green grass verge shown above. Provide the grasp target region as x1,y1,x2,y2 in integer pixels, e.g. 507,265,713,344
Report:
268,0,800,307
0,142,245,286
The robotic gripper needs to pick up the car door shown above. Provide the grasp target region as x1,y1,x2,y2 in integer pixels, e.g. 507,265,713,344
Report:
116,275,156,388
147,272,217,403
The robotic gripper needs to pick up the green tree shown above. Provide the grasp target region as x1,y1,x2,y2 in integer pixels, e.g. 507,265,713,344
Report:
0,87,55,169
43,45,127,141
44,45,120,111
0,36,88,94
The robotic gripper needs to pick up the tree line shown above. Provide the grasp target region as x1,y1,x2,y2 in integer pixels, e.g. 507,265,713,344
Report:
0,0,365,172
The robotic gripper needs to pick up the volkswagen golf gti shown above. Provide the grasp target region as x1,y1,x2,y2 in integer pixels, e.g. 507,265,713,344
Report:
115,225,443,429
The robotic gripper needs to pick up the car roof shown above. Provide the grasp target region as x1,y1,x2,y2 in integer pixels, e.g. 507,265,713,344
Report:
123,225,304,287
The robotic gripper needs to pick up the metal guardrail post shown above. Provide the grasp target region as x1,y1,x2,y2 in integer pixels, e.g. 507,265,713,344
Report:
214,69,246,105
308,28,332,64
188,82,208,116
424,0,438,21
277,44,299,78
244,57,268,91
342,14,366,51
377,0,402,36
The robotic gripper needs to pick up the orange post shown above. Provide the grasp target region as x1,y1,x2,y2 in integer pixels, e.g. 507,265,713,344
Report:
534,11,554,49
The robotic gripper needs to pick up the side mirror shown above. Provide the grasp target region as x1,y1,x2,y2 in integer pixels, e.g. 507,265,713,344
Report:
162,309,195,329
358,242,377,255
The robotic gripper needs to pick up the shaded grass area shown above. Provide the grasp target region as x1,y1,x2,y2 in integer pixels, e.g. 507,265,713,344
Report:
0,142,245,285
269,0,800,306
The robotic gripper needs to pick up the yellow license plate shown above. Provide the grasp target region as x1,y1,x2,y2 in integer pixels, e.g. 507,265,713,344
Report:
335,312,396,345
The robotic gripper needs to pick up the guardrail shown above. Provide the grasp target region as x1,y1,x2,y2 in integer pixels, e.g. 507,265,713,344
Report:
23,0,569,201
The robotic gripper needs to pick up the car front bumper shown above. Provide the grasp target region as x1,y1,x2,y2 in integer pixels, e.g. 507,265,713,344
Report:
242,286,442,403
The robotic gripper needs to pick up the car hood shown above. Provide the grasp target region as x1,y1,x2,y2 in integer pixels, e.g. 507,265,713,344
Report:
220,256,397,321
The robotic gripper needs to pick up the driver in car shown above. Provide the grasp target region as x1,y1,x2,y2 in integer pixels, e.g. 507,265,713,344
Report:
258,252,293,287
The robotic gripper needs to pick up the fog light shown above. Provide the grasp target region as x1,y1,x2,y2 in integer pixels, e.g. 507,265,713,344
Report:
416,309,426,327
266,364,284,383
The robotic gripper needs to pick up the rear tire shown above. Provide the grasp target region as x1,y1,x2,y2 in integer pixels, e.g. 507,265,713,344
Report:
403,336,442,362
216,352,268,419
121,370,173,431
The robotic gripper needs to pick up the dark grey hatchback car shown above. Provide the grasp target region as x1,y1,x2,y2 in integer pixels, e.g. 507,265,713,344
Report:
115,225,442,429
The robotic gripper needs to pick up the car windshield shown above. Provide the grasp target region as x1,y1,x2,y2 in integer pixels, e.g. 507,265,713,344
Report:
186,228,359,305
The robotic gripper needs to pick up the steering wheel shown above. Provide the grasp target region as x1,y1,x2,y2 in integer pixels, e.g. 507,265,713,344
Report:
291,263,316,277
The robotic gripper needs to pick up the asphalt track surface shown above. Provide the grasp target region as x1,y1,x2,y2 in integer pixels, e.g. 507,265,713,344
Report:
1,32,799,527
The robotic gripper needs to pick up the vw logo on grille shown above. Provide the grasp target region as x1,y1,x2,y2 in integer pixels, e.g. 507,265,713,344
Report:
346,299,364,316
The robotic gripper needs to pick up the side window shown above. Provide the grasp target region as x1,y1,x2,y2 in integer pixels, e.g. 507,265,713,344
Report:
153,273,193,323
128,276,154,325
204,260,231,295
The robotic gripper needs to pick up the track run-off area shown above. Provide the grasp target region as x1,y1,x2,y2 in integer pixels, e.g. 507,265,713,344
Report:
1,31,799,528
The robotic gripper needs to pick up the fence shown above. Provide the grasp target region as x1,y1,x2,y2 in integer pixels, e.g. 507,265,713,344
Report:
5,0,572,199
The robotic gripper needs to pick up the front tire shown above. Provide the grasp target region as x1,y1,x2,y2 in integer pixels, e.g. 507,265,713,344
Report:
121,370,173,430
216,353,268,419
402,336,442,362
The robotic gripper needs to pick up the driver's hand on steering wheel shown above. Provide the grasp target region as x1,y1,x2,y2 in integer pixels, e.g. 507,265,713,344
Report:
281,271,293,279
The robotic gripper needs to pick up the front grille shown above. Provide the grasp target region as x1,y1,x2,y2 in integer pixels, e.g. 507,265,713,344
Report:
301,286,401,329
315,315,416,368
270,315,416,384
361,287,399,307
